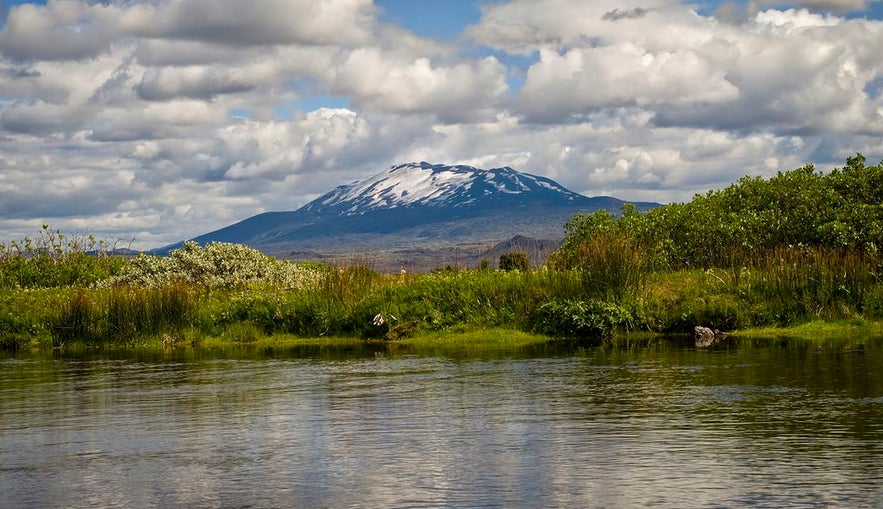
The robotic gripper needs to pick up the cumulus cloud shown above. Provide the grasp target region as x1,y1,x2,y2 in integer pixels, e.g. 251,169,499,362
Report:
0,0,882,248
519,45,739,122
130,0,378,47
471,1,883,136
0,0,378,62
0,1,120,61
717,1,872,23
334,49,508,122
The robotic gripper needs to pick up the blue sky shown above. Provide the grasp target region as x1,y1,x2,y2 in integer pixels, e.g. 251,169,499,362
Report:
1,0,882,248
375,0,485,39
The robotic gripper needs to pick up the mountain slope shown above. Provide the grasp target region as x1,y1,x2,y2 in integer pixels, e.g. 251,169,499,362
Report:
163,162,658,256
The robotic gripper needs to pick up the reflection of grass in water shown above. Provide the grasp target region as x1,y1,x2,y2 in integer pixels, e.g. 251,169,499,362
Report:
198,334,368,350
198,327,550,349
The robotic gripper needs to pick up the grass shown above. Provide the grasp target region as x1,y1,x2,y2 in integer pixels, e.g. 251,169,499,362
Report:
730,319,883,341
394,327,551,348
2,238,883,352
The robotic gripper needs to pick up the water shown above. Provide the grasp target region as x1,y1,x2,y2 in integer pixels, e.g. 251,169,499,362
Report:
3,338,883,508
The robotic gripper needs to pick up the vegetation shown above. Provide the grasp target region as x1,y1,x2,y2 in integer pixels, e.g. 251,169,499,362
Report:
0,225,128,289
1,155,882,351
104,241,323,290
499,251,531,272
550,153,882,271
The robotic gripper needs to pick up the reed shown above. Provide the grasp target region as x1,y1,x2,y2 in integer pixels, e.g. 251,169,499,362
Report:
729,246,878,324
51,289,96,345
50,283,196,345
5,239,882,351
549,231,649,298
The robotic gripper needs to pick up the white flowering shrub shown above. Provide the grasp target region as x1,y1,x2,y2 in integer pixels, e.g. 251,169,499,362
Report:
103,241,325,290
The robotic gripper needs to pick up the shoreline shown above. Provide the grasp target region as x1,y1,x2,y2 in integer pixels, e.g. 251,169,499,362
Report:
7,320,883,355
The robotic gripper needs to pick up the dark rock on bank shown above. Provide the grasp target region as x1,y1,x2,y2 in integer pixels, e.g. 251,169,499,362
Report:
694,326,730,347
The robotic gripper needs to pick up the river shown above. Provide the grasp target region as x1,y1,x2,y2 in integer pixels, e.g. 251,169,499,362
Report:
2,337,883,508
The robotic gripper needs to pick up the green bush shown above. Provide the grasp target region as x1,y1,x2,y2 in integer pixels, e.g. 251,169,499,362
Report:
224,321,261,343
862,286,883,320
499,251,530,272
533,298,634,338
552,155,883,271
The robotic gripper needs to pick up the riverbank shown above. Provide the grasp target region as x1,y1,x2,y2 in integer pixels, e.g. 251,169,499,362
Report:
729,319,883,341
2,248,883,352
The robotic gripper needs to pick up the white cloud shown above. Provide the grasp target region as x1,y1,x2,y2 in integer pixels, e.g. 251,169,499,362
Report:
0,0,378,62
0,0,882,248
334,49,508,122
130,0,377,47
519,45,739,122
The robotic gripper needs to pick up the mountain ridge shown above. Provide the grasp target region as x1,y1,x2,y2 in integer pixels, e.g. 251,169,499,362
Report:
158,162,659,263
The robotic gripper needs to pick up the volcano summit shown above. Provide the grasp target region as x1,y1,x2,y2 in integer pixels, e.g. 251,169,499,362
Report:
164,162,657,264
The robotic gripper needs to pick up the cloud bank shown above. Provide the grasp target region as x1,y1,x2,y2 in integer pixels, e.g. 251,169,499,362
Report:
0,0,881,248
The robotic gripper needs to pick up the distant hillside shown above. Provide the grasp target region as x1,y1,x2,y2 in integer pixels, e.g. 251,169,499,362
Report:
479,235,562,269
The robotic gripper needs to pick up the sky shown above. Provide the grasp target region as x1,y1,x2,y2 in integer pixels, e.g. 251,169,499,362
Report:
1,0,882,249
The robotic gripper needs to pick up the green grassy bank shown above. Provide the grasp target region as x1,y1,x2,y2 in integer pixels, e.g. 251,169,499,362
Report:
2,256,882,352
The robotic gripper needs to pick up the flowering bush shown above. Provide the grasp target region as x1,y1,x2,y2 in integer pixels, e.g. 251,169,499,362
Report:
104,241,324,290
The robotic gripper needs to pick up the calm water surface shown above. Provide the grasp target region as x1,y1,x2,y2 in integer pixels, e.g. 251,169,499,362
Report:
2,337,883,508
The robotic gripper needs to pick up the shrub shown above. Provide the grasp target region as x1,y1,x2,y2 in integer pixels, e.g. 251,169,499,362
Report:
224,321,261,343
862,286,883,319
551,155,883,271
499,251,530,272
105,241,323,290
533,298,634,338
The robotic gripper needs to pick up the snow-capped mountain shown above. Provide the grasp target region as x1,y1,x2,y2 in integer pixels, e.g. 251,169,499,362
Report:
303,162,588,215
162,162,658,260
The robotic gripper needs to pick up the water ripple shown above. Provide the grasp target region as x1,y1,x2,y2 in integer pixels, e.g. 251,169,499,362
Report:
2,342,883,508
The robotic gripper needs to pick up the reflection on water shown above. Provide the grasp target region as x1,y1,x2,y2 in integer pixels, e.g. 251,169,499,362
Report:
2,338,883,508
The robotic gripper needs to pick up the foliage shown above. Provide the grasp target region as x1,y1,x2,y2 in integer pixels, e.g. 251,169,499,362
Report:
533,298,634,338
549,228,647,297
6,154,883,351
2,255,882,350
552,155,883,271
0,225,128,288
49,284,196,346
104,241,324,290
499,251,531,271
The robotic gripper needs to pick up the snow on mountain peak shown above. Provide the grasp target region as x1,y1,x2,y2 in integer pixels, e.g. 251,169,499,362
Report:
304,162,583,215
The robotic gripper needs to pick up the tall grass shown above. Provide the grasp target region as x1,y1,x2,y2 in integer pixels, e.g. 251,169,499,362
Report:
50,283,195,345
4,234,883,351
213,268,586,340
737,246,879,324
548,231,648,298
633,245,883,331
0,226,128,289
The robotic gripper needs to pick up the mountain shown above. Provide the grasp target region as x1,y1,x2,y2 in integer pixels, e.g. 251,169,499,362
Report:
479,235,563,269
160,162,658,265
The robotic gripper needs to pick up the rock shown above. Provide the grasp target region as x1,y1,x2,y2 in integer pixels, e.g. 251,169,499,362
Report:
694,326,729,347
694,326,716,347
